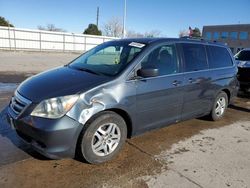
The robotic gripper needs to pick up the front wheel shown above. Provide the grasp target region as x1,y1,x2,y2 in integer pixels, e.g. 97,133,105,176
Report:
77,111,127,164
209,91,228,121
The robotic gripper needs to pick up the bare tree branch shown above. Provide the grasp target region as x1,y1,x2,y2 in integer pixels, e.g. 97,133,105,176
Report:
179,29,189,38
37,24,66,32
102,17,162,38
144,30,161,38
126,29,161,38
126,30,144,38
102,17,123,37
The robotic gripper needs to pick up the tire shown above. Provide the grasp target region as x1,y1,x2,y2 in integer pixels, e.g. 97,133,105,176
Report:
209,91,228,121
77,111,127,164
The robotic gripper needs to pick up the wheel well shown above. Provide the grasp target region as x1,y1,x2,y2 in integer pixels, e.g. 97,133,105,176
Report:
221,89,231,102
106,108,133,138
74,108,133,159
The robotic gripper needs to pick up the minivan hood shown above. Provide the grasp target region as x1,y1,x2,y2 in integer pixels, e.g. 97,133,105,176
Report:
17,66,111,103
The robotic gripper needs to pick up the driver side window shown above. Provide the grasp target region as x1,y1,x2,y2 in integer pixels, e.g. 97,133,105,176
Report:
140,44,178,76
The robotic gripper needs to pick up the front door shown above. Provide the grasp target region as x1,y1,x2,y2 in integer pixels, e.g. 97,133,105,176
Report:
134,43,184,133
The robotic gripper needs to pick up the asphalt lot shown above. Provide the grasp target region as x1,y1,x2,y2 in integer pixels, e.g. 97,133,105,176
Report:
0,51,250,188
0,51,80,75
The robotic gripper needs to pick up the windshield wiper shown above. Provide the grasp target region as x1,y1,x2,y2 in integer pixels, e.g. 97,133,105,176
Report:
75,67,102,76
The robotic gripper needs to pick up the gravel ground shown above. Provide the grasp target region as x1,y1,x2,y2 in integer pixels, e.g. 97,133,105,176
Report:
0,50,80,75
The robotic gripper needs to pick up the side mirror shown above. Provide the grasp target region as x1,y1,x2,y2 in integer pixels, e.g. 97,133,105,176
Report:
137,67,159,78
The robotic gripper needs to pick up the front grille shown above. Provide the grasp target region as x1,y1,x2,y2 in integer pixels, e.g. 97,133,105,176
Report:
238,67,250,82
10,91,32,117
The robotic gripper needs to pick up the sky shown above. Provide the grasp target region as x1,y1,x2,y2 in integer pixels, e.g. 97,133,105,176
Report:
0,0,250,37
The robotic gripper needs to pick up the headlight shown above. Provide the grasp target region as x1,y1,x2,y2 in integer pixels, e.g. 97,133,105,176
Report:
31,95,79,119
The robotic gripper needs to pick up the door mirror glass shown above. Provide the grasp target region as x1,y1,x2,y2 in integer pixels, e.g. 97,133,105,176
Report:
137,67,159,78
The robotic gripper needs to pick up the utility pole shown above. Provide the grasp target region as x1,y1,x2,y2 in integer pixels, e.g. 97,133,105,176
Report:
122,0,127,38
96,6,99,28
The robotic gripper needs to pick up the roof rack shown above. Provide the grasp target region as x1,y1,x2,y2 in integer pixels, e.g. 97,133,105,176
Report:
181,36,227,45
180,36,205,41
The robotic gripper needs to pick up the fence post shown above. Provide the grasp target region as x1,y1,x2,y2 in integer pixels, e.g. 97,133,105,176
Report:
73,33,75,51
63,34,65,52
39,31,42,51
8,27,11,50
84,36,86,52
13,28,16,51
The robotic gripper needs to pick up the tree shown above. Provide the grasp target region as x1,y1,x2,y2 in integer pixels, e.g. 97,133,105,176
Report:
179,27,201,38
179,29,189,38
102,17,161,38
191,27,201,38
37,24,66,32
126,30,144,38
0,16,14,27
126,29,161,38
83,24,102,36
102,17,123,37
144,30,161,38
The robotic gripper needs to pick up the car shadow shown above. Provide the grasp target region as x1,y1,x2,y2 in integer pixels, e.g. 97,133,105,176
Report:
229,104,250,113
237,90,250,99
0,106,51,161
230,91,250,113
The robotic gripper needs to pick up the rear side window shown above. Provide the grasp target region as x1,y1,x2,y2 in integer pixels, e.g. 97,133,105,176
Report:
181,43,208,72
207,46,233,68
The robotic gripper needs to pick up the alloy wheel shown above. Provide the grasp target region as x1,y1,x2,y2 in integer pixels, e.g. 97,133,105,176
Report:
215,97,226,117
91,123,121,156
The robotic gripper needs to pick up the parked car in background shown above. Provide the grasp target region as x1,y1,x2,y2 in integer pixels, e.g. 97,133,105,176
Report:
7,38,238,164
234,48,250,92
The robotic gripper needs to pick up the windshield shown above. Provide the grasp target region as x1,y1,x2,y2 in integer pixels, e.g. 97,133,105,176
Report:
235,50,250,61
69,41,146,76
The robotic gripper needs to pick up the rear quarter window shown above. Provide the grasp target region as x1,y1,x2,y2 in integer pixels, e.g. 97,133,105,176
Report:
207,46,233,69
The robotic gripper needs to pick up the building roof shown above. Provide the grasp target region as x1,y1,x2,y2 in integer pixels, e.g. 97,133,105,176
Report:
203,24,250,28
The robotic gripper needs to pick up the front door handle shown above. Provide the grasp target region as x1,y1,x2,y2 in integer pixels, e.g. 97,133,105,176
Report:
172,80,182,86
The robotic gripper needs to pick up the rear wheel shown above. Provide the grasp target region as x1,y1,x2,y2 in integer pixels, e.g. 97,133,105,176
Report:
77,111,127,164
209,91,228,121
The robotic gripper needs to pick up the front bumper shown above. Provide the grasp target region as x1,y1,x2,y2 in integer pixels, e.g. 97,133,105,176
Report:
7,107,83,159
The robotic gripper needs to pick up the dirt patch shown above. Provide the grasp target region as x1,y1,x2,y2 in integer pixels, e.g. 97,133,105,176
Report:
0,143,162,188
